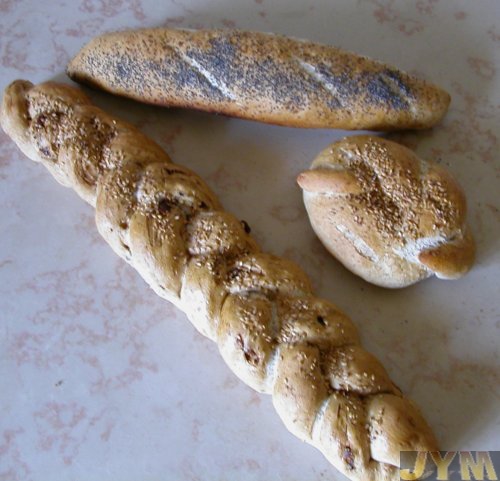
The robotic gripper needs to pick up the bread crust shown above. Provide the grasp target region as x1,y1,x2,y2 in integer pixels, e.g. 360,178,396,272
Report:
2,80,439,481
298,136,475,287
67,28,450,130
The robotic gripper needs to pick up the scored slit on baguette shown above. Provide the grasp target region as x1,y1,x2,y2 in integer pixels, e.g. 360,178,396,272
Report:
67,28,450,130
1,80,439,481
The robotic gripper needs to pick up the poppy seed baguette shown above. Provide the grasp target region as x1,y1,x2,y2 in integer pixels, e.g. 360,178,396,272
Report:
67,28,450,130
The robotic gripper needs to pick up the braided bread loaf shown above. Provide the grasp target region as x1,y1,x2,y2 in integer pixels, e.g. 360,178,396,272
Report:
1,80,438,481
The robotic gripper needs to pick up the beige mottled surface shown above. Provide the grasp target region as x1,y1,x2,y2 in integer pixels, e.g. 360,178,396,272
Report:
0,1,499,480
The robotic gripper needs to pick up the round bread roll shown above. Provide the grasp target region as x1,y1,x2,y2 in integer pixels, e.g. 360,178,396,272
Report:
297,136,475,288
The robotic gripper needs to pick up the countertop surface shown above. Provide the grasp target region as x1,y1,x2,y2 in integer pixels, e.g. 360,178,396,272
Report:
0,1,499,480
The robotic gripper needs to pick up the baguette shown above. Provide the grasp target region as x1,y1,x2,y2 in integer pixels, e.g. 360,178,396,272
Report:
67,28,450,130
1,80,439,481
298,136,475,288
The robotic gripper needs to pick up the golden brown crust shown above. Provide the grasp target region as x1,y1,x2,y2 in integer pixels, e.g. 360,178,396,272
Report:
298,136,475,287
1,80,439,481
297,169,363,195
67,28,450,130
418,226,475,279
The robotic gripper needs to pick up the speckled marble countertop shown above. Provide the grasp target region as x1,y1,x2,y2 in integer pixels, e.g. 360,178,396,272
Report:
0,1,499,480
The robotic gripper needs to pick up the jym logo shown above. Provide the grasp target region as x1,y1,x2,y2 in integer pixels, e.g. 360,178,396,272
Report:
400,451,499,480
